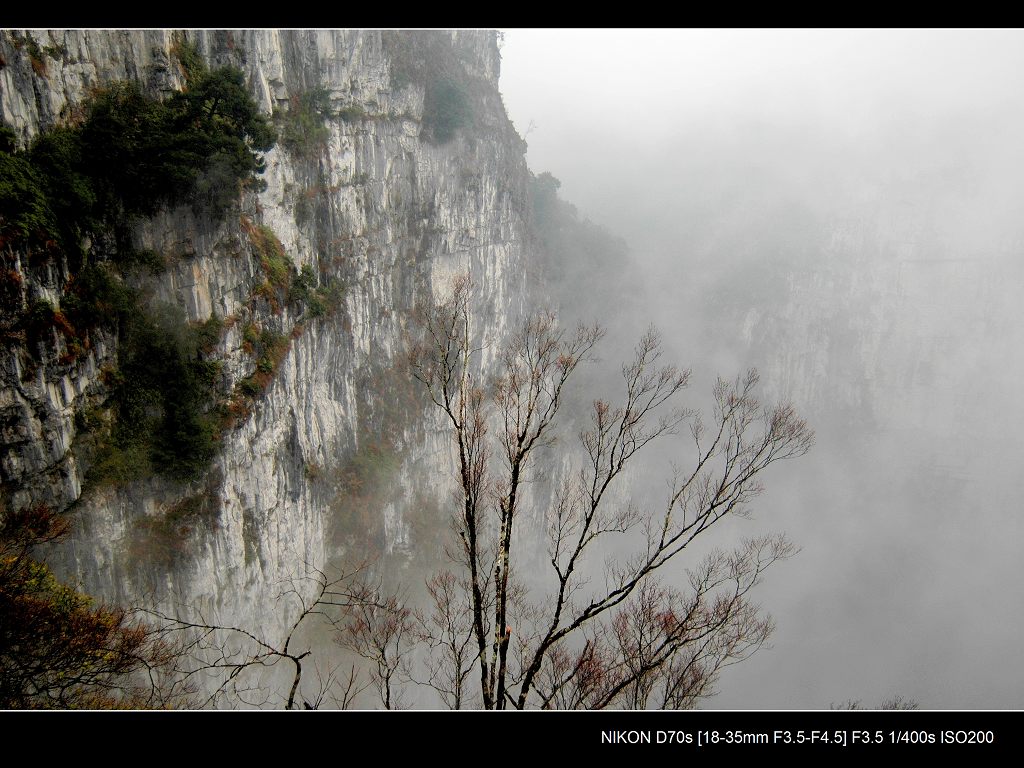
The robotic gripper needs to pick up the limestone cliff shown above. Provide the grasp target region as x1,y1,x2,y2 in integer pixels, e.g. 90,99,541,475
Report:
0,29,532,643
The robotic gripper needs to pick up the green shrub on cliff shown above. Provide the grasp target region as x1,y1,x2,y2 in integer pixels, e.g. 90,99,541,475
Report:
276,86,333,158
381,31,474,145
0,62,276,262
422,78,470,144
88,303,224,484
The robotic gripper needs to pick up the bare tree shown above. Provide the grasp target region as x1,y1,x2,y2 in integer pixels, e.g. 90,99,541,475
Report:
147,564,379,709
407,276,813,709
334,584,414,710
405,570,477,708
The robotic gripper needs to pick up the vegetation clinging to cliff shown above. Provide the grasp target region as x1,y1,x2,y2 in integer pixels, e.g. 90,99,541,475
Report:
86,303,224,484
1,57,278,484
382,31,473,145
275,86,332,158
0,65,275,266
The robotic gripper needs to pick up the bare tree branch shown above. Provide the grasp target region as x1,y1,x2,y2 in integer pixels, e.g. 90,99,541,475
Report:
142,563,380,709
408,276,813,709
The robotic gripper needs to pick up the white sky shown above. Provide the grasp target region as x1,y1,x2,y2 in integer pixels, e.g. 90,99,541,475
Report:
499,28,1024,218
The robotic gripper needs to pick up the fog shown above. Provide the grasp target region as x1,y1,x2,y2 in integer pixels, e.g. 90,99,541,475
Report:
498,28,1024,709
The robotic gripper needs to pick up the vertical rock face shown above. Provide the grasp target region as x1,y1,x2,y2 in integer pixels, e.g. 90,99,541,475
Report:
0,30,532,641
